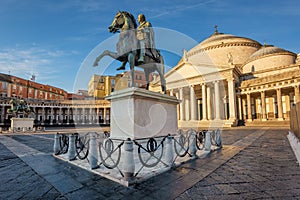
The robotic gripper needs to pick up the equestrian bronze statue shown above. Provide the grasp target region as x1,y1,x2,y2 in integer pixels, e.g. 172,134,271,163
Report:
7,98,34,118
93,11,166,93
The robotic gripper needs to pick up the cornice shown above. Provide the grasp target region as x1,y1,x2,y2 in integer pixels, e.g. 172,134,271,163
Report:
187,42,261,57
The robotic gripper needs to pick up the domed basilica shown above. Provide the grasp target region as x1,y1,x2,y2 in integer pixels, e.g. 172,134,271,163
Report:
151,29,300,127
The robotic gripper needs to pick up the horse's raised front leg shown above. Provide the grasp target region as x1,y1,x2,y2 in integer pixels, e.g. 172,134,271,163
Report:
93,50,119,67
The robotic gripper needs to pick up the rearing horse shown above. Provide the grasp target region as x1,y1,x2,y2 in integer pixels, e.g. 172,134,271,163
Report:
93,11,166,93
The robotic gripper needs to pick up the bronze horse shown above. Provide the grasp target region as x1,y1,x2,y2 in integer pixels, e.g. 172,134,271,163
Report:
93,11,166,93
7,98,33,117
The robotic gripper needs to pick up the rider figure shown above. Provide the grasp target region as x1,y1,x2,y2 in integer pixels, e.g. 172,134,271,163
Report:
19,99,26,111
137,14,155,64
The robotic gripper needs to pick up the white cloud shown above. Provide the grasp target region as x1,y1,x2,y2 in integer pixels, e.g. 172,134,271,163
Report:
0,46,65,82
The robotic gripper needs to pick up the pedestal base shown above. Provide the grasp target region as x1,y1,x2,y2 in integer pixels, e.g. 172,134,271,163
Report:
10,118,34,132
106,88,179,139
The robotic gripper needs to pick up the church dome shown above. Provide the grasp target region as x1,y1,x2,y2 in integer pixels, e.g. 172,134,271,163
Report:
246,45,295,62
199,32,261,49
243,45,296,74
186,31,262,67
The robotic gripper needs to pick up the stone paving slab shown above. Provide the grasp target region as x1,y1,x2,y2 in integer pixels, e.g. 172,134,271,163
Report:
0,127,299,199
0,142,64,199
177,128,300,199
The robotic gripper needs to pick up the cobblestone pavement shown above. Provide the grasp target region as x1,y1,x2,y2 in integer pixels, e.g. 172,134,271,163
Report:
177,128,300,200
0,127,299,199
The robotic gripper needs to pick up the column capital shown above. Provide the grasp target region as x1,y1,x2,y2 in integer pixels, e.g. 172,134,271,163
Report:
227,77,235,82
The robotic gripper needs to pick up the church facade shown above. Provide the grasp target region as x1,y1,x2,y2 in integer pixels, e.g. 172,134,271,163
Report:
151,30,300,128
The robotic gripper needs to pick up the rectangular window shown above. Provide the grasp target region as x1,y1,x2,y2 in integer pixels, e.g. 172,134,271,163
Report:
2,82,7,90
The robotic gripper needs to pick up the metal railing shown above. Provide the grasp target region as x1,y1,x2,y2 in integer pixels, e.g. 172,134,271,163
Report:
53,129,222,183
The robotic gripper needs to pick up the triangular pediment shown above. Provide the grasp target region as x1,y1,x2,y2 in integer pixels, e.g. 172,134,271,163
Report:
164,61,230,84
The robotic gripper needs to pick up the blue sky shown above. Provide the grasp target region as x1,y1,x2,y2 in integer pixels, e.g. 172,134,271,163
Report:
0,0,299,92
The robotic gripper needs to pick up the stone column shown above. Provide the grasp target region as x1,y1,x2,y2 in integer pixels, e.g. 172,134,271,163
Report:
295,85,300,104
272,95,277,119
242,98,247,120
59,107,62,124
175,91,180,120
207,84,212,120
41,107,45,124
82,108,85,124
214,81,221,120
89,108,93,124
228,79,237,120
190,85,197,120
1,105,5,124
179,87,185,121
202,84,207,120
50,107,54,125
67,108,70,124
237,95,242,120
185,98,190,121
70,108,73,122
92,108,96,124
197,100,201,120
261,91,267,121
170,89,174,96
106,109,110,123
223,97,228,120
246,93,252,121
96,107,100,124
103,108,107,124
277,88,284,120
73,107,77,124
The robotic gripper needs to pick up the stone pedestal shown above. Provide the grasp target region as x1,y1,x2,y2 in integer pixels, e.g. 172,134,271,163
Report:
105,88,179,139
10,118,34,132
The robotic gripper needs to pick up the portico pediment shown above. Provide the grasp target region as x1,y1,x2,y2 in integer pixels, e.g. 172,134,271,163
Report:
161,61,232,87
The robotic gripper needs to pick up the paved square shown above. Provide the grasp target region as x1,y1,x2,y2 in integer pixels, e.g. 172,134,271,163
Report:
0,127,299,199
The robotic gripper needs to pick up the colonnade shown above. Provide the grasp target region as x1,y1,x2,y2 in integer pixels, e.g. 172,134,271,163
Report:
0,100,111,126
240,85,300,121
169,78,238,123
